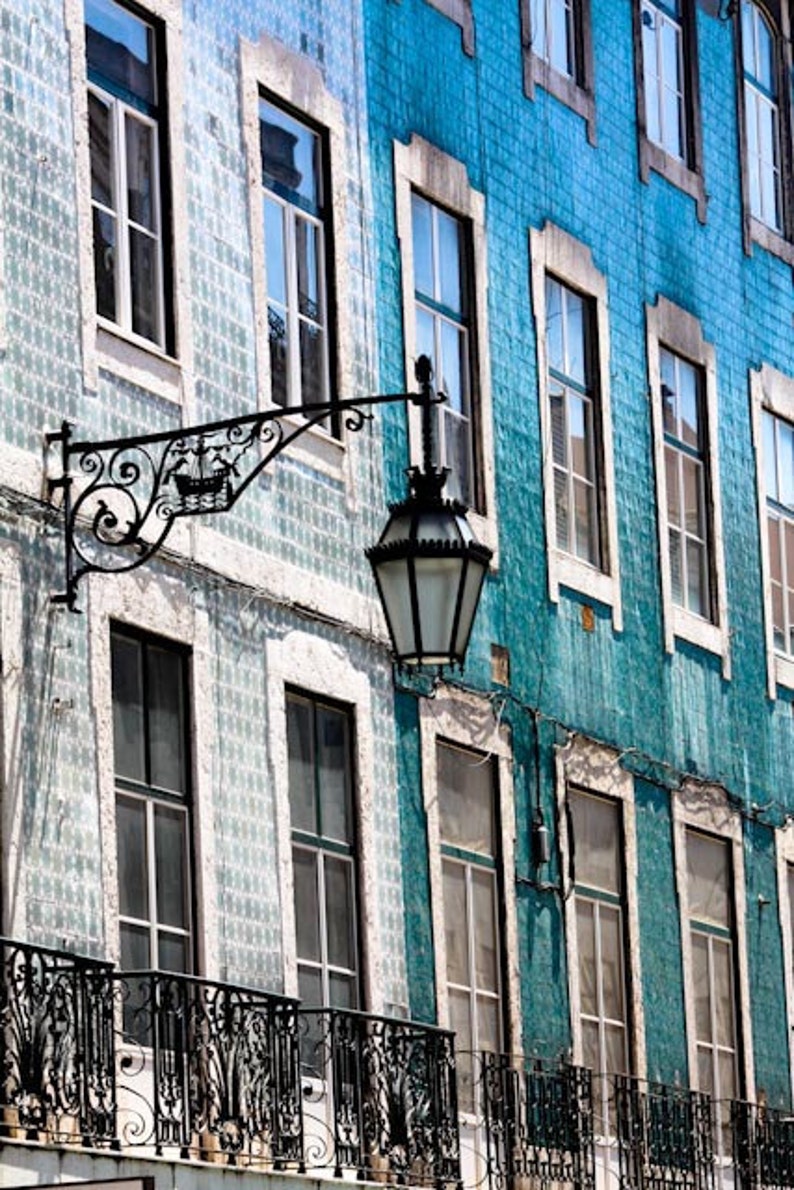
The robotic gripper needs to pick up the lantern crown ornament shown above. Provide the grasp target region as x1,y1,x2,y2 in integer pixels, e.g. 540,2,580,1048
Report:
366,357,493,670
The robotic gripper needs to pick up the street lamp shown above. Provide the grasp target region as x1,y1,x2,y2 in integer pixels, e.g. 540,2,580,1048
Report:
47,357,492,669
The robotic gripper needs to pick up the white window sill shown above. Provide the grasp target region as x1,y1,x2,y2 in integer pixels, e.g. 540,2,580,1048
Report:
672,605,728,671
774,651,794,692
554,552,622,631
270,406,346,479
96,322,182,406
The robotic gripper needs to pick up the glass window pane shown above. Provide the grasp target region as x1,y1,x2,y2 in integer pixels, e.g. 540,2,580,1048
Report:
678,359,700,447
472,869,499,992
412,193,433,299
439,320,466,414
157,931,189,974
763,412,778,500
449,989,474,1112
546,277,564,373
574,477,597,564
565,288,585,386
550,0,573,75
147,644,186,793
268,304,288,406
85,0,155,107
125,114,154,230
581,1017,600,1072
93,208,117,322
697,1045,715,1096
260,101,320,210
599,905,625,1022
129,226,158,342
443,861,469,986
324,856,356,970
437,208,463,314
476,994,501,1055
604,1023,627,1075
779,419,794,508
154,804,189,929
299,321,325,405
683,456,703,535
713,938,736,1048
438,741,495,855
89,92,113,208
661,350,677,433
298,964,323,1009
287,696,315,833
329,972,358,1010
317,705,352,842
531,0,549,59
264,198,286,306
687,832,730,927
120,921,150,970
293,847,321,962
296,217,320,320
576,899,597,1016
718,1048,736,1102
692,931,711,1042
112,635,145,783
117,795,148,919
570,791,620,893
686,536,708,617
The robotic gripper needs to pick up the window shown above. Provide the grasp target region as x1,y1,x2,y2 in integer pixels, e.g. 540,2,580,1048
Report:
287,691,359,1009
737,0,794,260
762,410,794,660
633,0,705,218
111,629,192,973
86,0,169,349
437,740,503,1112
412,194,474,507
521,0,596,140
686,831,739,1133
530,224,622,627
647,299,729,671
569,790,629,1132
660,348,711,620
546,277,602,569
261,99,332,417
395,137,498,552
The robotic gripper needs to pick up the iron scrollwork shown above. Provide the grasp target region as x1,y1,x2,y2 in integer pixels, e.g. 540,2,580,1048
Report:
47,369,443,612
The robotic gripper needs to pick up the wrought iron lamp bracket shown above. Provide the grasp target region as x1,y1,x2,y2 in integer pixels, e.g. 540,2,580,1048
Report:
46,363,443,613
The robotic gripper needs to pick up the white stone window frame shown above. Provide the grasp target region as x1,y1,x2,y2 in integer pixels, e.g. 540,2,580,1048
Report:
647,297,730,677
419,684,521,1064
555,736,646,1082
750,364,794,696
775,821,794,1104
87,571,218,977
267,631,384,1012
672,781,754,1105
242,35,355,482
66,0,195,411
530,223,622,630
394,136,499,563
0,546,24,938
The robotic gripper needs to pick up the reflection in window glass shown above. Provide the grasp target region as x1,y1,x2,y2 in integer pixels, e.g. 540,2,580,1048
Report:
742,0,782,231
641,0,687,160
763,411,794,657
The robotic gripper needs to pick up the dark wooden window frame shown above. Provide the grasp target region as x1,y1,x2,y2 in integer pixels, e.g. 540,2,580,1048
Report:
734,0,794,264
519,0,597,145
631,0,707,223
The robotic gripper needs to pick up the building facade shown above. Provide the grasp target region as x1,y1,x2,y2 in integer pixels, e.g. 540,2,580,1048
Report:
1,0,794,1188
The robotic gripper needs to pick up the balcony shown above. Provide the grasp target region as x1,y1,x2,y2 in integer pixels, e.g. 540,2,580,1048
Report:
733,1100,794,1189
0,939,460,1185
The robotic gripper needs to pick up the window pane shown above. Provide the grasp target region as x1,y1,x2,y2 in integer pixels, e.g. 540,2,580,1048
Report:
443,861,469,986
713,938,735,1048
93,208,117,323
411,193,433,299
129,227,158,342
298,965,323,1009
546,278,564,373
599,905,625,1022
780,419,794,508
157,931,188,974
89,92,113,208
550,0,573,75
476,994,501,1054
605,1023,627,1075
112,635,145,783
531,0,549,60
85,0,155,107
565,288,585,386
125,114,155,230
293,847,321,962
296,217,320,320
718,1048,736,1102
268,305,288,406
439,320,466,414
678,359,700,447
117,795,148,919
687,832,730,927
264,198,287,306
324,856,356,970
437,208,463,314
120,921,150,970
472,869,499,992
576,899,597,1016
686,536,707,617
692,932,711,1042
299,321,325,405
317,705,352,843
260,102,320,210
569,791,620,893
328,972,358,1010
154,804,188,929
697,1045,714,1096
683,456,703,535
147,644,186,793
287,696,316,833
449,989,474,1111
438,742,495,855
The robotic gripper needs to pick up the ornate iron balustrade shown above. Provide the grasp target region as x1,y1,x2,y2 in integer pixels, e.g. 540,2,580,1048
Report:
477,1052,595,1190
299,1006,461,1187
0,936,115,1146
615,1074,715,1190
733,1100,794,1189
112,970,302,1166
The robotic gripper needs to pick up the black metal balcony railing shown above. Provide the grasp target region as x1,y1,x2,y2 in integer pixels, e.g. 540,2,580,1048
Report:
477,1052,595,1190
112,970,303,1165
615,1074,715,1190
0,937,116,1146
733,1100,794,1190
299,1007,461,1187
